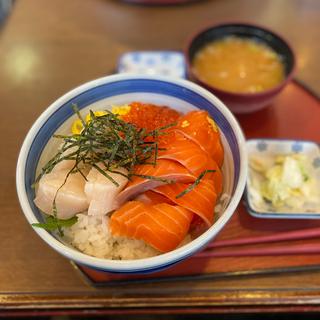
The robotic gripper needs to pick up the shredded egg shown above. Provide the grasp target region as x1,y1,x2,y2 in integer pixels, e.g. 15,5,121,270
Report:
111,105,131,116
85,110,107,123
71,119,84,135
181,120,190,128
207,116,218,132
71,106,131,134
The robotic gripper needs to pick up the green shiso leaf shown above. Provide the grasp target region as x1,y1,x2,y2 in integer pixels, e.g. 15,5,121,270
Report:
32,216,78,236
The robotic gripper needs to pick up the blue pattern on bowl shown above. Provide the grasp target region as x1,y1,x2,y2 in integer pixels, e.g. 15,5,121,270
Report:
313,157,320,169
256,140,267,152
132,52,141,62
291,141,303,153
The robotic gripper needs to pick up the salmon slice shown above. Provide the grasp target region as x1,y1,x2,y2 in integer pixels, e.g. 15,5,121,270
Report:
110,201,193,252
135,190,174,205
115,159,195,206
175,110,224,167
199,158,223,195
154,176,219,227
158,131,213,176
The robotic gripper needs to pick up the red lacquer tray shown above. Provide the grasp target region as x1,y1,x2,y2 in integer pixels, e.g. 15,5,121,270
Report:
75,80,320,285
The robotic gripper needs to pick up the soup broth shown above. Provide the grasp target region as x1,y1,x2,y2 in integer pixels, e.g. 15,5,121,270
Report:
192,36,285,93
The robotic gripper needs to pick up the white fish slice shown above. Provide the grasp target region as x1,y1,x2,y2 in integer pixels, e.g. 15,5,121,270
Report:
85,165,128,216
52,159,75,172
34,169,88,219
51,145,79,172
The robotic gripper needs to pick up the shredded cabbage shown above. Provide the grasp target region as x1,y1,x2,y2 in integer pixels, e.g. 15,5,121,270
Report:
249,153,319,212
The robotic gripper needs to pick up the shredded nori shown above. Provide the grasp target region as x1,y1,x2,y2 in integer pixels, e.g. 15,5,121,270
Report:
175,169,216,199
34,105,173,185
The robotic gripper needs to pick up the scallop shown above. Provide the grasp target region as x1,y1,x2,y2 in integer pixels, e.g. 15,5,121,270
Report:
34,168,88,219
85,165,129,216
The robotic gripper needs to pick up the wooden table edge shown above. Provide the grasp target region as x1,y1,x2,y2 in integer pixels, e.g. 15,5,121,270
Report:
2,289,320,310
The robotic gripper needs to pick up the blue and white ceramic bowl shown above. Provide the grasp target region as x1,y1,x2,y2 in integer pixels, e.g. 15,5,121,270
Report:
246,139,320,219
16,74,247,274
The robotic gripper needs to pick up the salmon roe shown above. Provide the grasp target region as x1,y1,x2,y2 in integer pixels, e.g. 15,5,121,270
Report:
122,102,180,131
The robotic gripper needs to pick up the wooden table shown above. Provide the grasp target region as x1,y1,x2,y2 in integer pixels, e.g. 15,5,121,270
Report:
1,0,319,316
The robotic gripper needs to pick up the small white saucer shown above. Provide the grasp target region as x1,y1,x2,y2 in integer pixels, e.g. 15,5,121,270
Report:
117,51,186,78
246,139,320,219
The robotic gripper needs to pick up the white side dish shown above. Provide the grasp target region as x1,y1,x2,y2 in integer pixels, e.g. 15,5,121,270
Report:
246,139,320,218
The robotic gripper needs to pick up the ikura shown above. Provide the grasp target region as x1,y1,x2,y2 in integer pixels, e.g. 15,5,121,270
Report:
122,102,181,131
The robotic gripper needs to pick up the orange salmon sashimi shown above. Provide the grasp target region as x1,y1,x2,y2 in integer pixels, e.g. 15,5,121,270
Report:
154,175,221,227
135,190,174,205
157,131,214,176
110,201,193,252
115,159,196,207
175,110,224,167
200,158,223,195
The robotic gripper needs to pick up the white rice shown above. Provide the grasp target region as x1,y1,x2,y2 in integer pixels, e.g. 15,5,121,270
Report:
63,214,160,260
63,193,229,260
